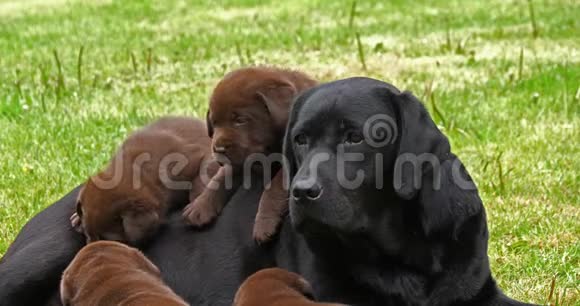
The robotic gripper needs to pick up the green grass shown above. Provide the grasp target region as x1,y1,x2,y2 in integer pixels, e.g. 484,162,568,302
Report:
0,0,578,304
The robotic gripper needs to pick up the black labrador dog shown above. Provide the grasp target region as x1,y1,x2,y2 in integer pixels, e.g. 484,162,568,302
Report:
0,77,536,306
284,77,537,305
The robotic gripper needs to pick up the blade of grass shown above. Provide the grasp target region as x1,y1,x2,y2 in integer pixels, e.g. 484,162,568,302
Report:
52,49,65,98
496,151,505,194
423,79,434,102
348,0,357,28
40,89,46,112
455,34,471,54
92,73,99,89
445,18,452,51
130,51,138,74
14,69,22,99
245,47,254,65
527,0,539,38
355,32,366,70
547,276,556,305
38,64,49,111
145,47,152,74
77,45,84,93
235,41,245,65
559,287,567,306
430,90,447,127
563,59,569,116
518,47,524,81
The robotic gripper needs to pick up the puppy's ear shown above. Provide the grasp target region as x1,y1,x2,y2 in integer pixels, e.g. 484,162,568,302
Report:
121,204,160,245
60,271,73,306
391,91,481,237
282,87,315,182
131,248,162,277
293,276,315,301
257,80,297,132
206,110,214,138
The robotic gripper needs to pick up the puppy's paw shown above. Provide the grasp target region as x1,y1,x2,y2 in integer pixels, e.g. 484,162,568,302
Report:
182,200,218,227
253,217,280,244
70,213,83,233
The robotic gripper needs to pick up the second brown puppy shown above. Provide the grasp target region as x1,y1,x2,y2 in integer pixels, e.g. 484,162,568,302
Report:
183,67,317,242
234,268,346,306
61,241,188,306
72,116,218,244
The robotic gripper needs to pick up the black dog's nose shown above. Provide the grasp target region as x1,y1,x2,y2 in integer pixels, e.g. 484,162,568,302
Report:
292,179,323,201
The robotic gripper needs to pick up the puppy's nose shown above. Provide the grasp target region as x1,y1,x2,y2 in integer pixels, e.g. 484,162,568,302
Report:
291,179,323,201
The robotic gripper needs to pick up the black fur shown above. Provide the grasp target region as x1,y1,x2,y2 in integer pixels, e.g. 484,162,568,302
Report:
283,77,537,306
0,77,537,306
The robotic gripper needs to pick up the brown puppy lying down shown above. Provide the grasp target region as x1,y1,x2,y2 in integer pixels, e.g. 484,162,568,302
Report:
234,268,346,306
71,116,218,244
183,67,317,242
60,241,188,306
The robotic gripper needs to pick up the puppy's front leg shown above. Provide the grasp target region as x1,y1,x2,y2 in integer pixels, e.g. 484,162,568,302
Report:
183,165,234,227
188,159,220,203
254,169,288,243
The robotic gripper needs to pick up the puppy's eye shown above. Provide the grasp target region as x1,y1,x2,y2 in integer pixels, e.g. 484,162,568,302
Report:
345,131,364,144
294,133,307,146
233,115,249,126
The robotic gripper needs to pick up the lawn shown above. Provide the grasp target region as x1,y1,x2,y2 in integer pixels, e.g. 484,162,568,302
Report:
0,0,578,304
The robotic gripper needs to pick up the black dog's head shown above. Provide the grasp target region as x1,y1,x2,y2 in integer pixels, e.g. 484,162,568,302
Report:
284,77,483,254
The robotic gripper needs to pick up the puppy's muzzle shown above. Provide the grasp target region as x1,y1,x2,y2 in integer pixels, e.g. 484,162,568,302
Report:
291,178,323,201
213,145,228,154
213,145,231,166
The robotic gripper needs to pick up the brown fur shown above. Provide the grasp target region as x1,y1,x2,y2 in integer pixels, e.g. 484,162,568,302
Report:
72,116,218,245
60,241,188,306
182,67,317,242
234,268,345,306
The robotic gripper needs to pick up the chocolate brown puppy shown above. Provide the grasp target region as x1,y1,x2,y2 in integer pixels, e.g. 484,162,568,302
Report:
182,67,317,242
60,241,188,306
234,268,345,306
72,116,218,244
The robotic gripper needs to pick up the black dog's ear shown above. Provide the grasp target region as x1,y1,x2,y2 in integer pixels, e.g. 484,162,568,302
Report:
391,91,451,199
205,110,213,138
391,91,481,237
257,79,297,134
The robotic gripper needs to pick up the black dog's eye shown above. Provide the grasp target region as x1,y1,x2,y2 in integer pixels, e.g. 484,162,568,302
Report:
294,133,308,146
345,131,364,144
